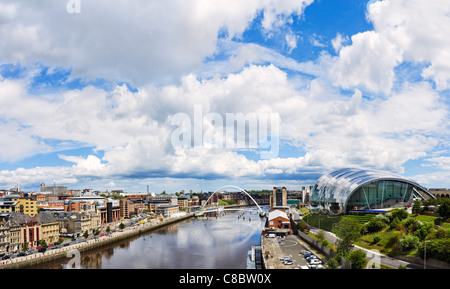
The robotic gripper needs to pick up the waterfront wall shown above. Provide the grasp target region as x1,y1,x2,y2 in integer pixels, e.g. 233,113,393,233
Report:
0,213,194,269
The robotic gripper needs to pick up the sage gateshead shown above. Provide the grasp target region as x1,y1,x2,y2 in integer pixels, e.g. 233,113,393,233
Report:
310,168,435,215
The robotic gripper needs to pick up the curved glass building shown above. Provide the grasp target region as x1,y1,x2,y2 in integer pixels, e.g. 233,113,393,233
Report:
310,168,434,215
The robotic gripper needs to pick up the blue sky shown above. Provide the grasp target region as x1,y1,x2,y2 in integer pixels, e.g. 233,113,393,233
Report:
0,0,449,193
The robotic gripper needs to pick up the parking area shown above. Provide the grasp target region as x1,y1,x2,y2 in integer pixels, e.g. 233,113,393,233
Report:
262,234,326,269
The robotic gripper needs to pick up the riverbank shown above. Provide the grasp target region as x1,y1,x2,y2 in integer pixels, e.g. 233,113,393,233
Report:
0,213,194,269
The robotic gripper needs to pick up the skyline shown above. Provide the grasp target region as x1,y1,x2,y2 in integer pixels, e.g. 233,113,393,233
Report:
0,0,449,193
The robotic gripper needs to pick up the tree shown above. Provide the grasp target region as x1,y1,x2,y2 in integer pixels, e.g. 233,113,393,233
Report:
348,250,366,269
39,240,47,248
412,199,422,215
326,257,340,269
317,229,326,243
83,230,89,239
364,218,387,233
399,235,419,251
296,221,310,232
119,223,125,230
437,199,450,219
390,208,408,220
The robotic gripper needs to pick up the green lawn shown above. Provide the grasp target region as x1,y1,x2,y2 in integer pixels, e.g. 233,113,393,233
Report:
303,214,342,232
415,215,437,223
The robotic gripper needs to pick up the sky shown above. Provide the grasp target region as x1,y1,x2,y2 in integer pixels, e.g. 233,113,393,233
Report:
0,0,449,194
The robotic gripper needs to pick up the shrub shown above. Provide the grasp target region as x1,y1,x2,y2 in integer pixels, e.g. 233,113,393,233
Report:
399,235,419,251
389,217,400,230
414,222,434,241
374,214,390,224
365,219,388,233
430,227,450,239
391,208,408,220
372,235,382,244
401,217,417,228
418,239,450,263
326,257,340,269
386,231,403,248
296,221,310,232
348,250,367,269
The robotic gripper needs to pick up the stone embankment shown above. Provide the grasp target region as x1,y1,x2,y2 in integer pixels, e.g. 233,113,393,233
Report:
0,213,194,269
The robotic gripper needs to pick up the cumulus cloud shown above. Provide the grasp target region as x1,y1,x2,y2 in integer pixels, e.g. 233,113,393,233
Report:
330,0,450,93
0,63,447,188
1,0,449,190
0,0,313,86
330,31,402,94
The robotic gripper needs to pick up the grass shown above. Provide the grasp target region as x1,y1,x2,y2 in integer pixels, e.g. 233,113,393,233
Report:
342,214,377,224
415,215,437,223
303,214,342,232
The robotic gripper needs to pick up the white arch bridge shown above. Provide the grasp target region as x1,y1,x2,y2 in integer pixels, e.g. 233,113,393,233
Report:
194,185,267,217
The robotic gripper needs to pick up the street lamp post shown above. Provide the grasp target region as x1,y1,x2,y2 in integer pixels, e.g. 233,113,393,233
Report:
424,240,430,269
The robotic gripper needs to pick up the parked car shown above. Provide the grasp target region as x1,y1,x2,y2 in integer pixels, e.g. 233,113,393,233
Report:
279,256,291,261
309,259,322,265
283,260,294,265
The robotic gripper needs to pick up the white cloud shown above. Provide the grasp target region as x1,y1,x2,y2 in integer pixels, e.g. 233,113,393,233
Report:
329,31,403,94
330,0,450,93
285,33,297,53
331,33,349,53
0,0,313,86
2,62,448,189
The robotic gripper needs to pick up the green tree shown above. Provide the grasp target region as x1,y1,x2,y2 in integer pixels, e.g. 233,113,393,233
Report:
437,199,450,219
317,229,326,243
39,240,47,248
296,221,310,232
119,223,125,230
364,218,387,233
348,250,366,269
83,230,89,239
399,235,419,251
326,257,340,269
412,199,422,214
391,208,408,220
414,222,433,241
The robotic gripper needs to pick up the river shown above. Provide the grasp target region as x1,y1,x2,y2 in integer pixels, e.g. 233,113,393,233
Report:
27,206,268,269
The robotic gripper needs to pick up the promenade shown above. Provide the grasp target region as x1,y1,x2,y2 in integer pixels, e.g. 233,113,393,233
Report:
0,213,194,269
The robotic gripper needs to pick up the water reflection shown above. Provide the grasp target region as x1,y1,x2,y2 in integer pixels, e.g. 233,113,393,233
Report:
28,207,267,269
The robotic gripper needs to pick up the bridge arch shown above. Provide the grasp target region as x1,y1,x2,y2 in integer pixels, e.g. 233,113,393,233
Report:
200,185,264,213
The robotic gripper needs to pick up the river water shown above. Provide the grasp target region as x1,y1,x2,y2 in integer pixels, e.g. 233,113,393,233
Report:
27,206,267,269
